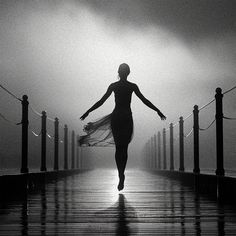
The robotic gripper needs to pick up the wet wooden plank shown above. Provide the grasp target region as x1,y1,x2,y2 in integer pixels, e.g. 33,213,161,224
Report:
0,169,236,235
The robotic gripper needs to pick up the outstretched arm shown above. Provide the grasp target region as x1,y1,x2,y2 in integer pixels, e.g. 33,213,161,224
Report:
80,84,113,120
134,84,166,120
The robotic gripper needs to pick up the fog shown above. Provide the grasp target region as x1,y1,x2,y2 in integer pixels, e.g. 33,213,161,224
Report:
0,0,236,170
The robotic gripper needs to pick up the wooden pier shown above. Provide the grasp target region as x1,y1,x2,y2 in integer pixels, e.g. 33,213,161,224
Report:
1,169,236,235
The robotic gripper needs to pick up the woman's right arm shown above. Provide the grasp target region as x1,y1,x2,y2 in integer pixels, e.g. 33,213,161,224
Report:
80,84,113,120
134,84,166,120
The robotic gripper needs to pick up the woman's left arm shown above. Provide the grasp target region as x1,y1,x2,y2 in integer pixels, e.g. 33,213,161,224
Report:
80,84,113,120
134,84,166,120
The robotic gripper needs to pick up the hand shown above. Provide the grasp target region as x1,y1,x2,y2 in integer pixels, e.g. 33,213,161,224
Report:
80,111,89,120
157,111,166,120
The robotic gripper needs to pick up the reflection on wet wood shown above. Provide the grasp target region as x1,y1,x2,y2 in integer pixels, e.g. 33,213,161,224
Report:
0,169,236,235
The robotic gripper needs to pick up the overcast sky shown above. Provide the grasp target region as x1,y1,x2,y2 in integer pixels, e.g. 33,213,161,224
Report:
0,0,236,168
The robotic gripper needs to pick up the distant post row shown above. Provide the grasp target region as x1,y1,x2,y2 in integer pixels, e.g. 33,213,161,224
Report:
20,95,82,174
145,87,224,176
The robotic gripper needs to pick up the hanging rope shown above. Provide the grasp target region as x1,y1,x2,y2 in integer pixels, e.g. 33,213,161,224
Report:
29,125,41,137
46,131,64,143
223,116,236,121
223,85,236,95
199,119,216,131
47,132,53,139
184,128,193,138
29,104,42,117
29,104,56,123
183,113,193,121
0,84,22,102
31,130,41,137
173,122,178,127
47,116,55,122
0,112,21,125
199,98,215,111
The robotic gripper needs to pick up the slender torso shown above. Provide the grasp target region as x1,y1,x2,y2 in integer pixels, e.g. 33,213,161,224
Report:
112,80,136,113
110,80,135,146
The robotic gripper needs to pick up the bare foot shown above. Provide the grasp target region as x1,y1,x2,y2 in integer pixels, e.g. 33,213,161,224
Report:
118,175,125,191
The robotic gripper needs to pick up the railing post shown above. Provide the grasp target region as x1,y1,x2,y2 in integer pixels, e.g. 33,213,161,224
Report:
149,138,151,169
193,105,200,174
64,125,68,170
215,88,224,176
40,111,47,171
147,139,150,169
76,135,79,169
151,136,154,169
163,128,167,170
79,148,83,170
146,140,148,169
54,117,59,171
145,142,148,169
71,130,75,169
157,131,161,169
179,116,185,171
154,134,157,169
21,95,29,173
170,123,174,170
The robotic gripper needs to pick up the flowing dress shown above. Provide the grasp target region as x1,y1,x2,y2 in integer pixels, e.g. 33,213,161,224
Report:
79,81,135,147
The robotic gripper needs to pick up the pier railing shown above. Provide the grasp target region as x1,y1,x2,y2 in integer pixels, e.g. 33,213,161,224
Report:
0,84,82,174
145,85,236,201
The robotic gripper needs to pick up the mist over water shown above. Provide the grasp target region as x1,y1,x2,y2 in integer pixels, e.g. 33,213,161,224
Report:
0,0,236,170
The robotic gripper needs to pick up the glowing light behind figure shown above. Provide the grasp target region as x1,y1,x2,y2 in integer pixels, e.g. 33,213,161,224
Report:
0,1,235,168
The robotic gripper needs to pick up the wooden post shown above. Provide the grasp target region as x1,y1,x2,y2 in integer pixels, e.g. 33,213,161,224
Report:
148,141,150,169
76,135,79,169
170,123,174,170
80,147,82,170
147,140,149,169
145,142,148,169
179,116,185,171
158,131,161,169
21,95,29,173
193,105,200,174
154,134,157,169
163,128,167,170
71,130,75,169
149,139,151,169
215,88,224,176
40,111,47,171
64,125,68,170
54,117,59,171
151,137,154,169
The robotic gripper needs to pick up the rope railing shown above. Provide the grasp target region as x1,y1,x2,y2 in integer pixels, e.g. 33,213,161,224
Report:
223,84,236,95
0,112,21,126
29,104,59,123
199,98,215,111
0,84,22,102
0,84,81,173
160,84,236,134
184,128,193,138
29,104,42,117
199,119,216,131
146,84,236,177
31,129,41,137
47,132,53,139
223,116,236,121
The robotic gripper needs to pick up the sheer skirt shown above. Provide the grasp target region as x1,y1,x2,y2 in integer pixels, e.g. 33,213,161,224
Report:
79,110,133,147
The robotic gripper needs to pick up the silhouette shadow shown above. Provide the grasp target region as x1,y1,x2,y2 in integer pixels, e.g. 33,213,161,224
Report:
83,193,138,235
115,194,137,235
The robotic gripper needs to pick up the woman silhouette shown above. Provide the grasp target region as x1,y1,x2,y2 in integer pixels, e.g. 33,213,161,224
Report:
80,63,166,190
